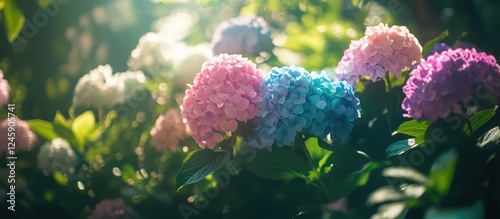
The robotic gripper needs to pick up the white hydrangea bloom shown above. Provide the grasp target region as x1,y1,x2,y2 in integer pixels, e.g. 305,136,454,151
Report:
37,138,80,174
73,65,124,108
114,70,146,101
128,32,178,77
172,43,212,88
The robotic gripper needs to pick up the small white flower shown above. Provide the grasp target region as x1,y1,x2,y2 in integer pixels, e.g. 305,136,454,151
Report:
37,138,80,174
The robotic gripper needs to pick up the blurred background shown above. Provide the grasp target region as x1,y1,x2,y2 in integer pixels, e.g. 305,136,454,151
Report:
1,0,500,218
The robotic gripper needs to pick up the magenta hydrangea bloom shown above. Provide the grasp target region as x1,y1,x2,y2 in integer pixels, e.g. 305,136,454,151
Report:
211,16,273,56
0,118,37,154
181,54,264,149
0,70,10,106
402,48,500,121
150,108,186,152
87,198,140,219
336,23,422,87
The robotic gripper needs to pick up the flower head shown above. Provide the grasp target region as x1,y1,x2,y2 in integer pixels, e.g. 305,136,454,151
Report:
249,66,361,150
114,70,146,101
336,23,422,87
0,118,36,154
73,65,125,108
37,138,79,174
211,16,273,56
172,43,212,88
128,32,178,76
88,198,140,219
150,109,186,151
402,48,500,121
181,54,264,149
0,70,10,106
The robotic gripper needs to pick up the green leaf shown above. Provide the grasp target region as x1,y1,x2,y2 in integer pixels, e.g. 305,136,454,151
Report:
477,126,500,150
176,149,230,191
394,120,430,144
427,149,458,200
466,107,496,134
238,146,310,181
385,139,418,158
2,0,25,43
52,171,68,186
422,30,449,55
52,111,79,148
305,137,333,169
27,119,57,141
71,111,96,150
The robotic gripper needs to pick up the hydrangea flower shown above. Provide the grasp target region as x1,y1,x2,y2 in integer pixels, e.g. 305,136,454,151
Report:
37,138,80,174
73,65,125,108
73,65,146,108
172,43,212,88
402,48,500,121
211,16,273,56
335,23,422,88
87,198,140,219
114,70,147,101
128,32,178,76
0,70,10,106
0,118,37,154
249,66,361,150
181,54,264,149
150,109,186,151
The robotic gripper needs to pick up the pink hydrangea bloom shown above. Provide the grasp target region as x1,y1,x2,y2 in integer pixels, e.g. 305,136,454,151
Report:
336,23,422,87
0,70,10,106
402,48,500,121
150,109,186,151
181,54,264,149
87,198,140,219
0,118,36,154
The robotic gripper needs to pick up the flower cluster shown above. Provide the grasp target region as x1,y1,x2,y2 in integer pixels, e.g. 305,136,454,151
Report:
73,65,146,108
181,54,264,149
150,108,186,151
87,198,140,219
172,44,212,88
0,118,37,154
37,138,80,174
211,16,273,56
335,23,422,87
0,70,10,106
249,66,361,150
402,48,500,121
128,32,178,76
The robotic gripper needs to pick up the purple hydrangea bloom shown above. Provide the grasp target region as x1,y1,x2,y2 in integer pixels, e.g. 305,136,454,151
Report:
402,48,500,121
211,16,273,56
249,66,361,150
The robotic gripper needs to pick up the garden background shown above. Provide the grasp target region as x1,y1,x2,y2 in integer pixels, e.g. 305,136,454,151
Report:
1,0,500,218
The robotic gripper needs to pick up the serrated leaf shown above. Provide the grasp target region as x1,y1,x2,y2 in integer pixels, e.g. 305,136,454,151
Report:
27,119,57,141
176,149,230,191
2,0,25,43
238,146,310,181
71,111,96,150
394,120,430,144
386,139,418,158
466,108,496,134
422,30,449,55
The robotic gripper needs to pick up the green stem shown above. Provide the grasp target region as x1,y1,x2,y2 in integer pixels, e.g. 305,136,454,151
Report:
301,137,333,201
98,107,104,124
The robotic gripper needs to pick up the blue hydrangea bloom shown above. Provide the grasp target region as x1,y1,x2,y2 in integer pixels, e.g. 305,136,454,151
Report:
249,66,361,150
